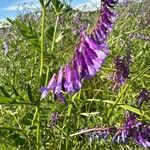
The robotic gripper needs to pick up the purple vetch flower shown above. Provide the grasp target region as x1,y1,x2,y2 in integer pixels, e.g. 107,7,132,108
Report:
137,88,149,108
130,33,150,41
40,0,118,102
54,67,66,103
64,63,81,93
72,12,89,36
75,113,150,148
73,12,82,25
49,112,59,128
41,73,57,99
112,113,150,148
109,54,132,91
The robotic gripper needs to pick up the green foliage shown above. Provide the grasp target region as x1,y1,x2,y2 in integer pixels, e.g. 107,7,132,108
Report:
0,0,150,149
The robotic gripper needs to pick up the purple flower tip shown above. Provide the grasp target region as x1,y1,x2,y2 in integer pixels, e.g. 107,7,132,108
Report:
137,88,149,108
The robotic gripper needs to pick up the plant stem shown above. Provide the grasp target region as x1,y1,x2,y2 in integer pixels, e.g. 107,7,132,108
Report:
40,6,46,77
51,15,59,52
37,4,46,150
36,104,41,150
45,15,59,85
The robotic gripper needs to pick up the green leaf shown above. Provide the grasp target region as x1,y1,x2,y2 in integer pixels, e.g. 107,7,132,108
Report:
45,0,51,7
67,104,73,117
119,105,142,115
55,32,64,43
46,26,55,41
27,84,35,103
81,112,100,117
12,85,19,96
7,18,40,49
119,105,150,120
7,18,14,24
102,100,150,120
51,0,65,14
39,0,44,7
0,97,16,104
0,86,11,98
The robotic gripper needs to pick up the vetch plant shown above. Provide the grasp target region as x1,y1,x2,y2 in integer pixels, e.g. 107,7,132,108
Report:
41,0,118,102
0,0,150,149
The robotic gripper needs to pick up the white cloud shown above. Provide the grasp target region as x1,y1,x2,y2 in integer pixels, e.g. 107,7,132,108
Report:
3,6,17,11
74,0,100,12
3,0,40,11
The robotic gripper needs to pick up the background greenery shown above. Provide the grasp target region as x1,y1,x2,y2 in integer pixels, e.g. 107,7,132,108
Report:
0,0,150,149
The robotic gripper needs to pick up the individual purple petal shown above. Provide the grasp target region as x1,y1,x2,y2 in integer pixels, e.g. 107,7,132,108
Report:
95,50,107,61
72,68,82,91
83,49,100,73
95,27,108,42
105,0,118,7
84,50,101,72
64,64,75,93
82,32,99,50
101,13,113,30
101,3,115,17
55,92,66,104
54,67,63,94
41,73,57,99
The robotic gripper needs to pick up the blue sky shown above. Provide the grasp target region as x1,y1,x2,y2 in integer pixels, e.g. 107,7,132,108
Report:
0,0,91,21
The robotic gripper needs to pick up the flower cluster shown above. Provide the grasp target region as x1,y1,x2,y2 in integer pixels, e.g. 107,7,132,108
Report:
137,88,149,108
49,112,59,128
41,0,118,102
112,113,150,148
78,113,150,148
109,53,132,91
72,12,89,36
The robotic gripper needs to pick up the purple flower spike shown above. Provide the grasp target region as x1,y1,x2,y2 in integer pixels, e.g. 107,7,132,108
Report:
109,54,132,91
79,113,150,149
40,0,118,101
49,112,59,128
137,88,149,108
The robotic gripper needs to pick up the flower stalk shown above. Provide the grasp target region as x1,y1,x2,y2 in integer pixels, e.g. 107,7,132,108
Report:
51,15,59,52
40,6,46,78
37,3,46,150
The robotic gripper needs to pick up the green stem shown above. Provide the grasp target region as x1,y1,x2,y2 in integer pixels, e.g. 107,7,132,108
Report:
51,15,59,52
36,105,41,150
37,4,46,150
0,127,32,145
40,6,46,77
45,15,59,85
0,102,36,106
107,66,150,121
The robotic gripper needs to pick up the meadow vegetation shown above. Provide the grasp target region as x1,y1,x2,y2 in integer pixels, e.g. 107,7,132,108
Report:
0,0,150,149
